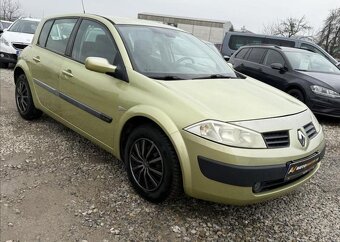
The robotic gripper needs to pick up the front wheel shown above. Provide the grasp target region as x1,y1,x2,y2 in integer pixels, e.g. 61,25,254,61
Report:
124,124,183,203
15,74,42,120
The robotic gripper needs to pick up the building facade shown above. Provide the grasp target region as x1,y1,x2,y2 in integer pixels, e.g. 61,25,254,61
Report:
138,13,233,45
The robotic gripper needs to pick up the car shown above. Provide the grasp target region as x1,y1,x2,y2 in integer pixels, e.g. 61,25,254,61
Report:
0,20,13,35
0,17,40,68
14,14,325,205
221,31,339,68
229,45,340,118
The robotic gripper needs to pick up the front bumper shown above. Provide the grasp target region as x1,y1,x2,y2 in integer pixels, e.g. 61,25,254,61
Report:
308,94,340,118
179,111,326,205
0,51,17,63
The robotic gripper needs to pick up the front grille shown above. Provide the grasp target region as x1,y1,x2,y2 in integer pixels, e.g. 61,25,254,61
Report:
304,122,317,139
262,130,290,148
12,43,28,50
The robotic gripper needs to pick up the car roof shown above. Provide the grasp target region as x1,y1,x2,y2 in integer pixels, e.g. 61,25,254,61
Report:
239,45,314,54
17,17,41,22
43,13,180,30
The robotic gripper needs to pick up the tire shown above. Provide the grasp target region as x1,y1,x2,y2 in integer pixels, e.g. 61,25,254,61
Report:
124,124,183,203
287,88,305,103
0,62,9,68
15,73,42,120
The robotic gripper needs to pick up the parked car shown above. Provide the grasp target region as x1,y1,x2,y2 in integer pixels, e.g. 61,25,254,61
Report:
229,45,340,117
14,14,325,205
221,32,339,68
0,17,40,68
0,20,13,35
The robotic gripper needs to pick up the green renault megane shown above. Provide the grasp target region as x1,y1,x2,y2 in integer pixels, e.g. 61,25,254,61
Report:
14,14,325,205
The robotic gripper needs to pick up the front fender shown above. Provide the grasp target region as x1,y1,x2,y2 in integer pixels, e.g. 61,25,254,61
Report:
115,104,193,194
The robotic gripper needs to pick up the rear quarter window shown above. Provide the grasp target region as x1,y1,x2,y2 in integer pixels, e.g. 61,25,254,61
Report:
38,20,53,47
229,35,265,50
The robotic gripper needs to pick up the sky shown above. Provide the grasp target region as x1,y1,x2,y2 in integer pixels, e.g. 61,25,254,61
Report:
19,0,339,34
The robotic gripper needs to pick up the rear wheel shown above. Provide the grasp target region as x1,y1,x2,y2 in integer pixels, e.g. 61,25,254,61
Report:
15,74,42,120
124,124,182,203
287,88,305,103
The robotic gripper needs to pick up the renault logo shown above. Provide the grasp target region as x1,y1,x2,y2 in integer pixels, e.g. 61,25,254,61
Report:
297,129,307,148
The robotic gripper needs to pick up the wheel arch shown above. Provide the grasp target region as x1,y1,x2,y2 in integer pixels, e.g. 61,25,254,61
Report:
116,105,193,193
285,84,307,102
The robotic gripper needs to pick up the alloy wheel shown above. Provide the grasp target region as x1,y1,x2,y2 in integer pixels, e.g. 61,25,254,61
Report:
129,138,164,192
16,80,29,113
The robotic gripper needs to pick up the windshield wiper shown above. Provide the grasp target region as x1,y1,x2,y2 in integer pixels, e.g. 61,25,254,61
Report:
295,69,309,72
149,75,185,80
192,74,234,80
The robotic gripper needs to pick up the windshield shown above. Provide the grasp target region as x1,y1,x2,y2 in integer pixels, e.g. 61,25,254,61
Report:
285,51,340,74
8,20,39,34
116,25,236,80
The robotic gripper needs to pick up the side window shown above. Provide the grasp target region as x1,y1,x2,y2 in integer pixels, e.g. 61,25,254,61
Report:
229,35,265,50
235,48,249,59
38,20,53,47
263,50,285,66
45,19,77,55
71,20,117,64
265,38,295,47
247,48,266,63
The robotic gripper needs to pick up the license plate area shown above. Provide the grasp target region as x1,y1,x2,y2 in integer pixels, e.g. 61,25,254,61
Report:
285,153,320,181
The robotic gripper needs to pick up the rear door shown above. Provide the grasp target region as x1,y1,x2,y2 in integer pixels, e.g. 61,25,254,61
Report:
30,18,78,114
58,19,127,147
242,47,267,80
261,49,289,90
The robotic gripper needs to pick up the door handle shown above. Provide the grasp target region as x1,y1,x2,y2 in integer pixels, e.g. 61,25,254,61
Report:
62,69,73,78
33,56,40,63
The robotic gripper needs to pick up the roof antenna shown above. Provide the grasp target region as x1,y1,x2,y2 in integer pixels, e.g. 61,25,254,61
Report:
81,0,86,13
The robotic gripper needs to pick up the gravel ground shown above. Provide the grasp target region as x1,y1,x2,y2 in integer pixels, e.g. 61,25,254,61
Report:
1,68,339,242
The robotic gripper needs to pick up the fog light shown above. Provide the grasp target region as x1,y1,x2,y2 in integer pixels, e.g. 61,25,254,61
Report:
253,182,262,193
0,53,4,58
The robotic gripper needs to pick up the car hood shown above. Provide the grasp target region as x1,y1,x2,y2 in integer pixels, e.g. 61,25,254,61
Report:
160,77,307,121
298,71,340,92
1,31,34,44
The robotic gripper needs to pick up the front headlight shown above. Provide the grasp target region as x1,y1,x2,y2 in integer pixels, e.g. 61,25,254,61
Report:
184,120,266,148
311,85,340,98
0,36,10,46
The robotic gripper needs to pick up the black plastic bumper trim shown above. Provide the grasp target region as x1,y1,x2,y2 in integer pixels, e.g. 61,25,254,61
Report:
197,146,325,187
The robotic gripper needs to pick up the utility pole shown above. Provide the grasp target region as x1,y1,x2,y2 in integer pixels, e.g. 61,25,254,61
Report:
81,0,86,13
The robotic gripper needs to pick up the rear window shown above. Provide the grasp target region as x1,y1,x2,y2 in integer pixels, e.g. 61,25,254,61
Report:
235,48,249,59
247,48,267,63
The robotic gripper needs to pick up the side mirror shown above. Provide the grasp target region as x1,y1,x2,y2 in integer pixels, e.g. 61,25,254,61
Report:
3,28,7,32
227,62,233,68
85,57,117,74
270,63,285,71
223,55,230,61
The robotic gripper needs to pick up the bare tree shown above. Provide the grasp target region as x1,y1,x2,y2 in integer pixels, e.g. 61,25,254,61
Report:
263,16,312,38
0,0,21,21
318,8,340,58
